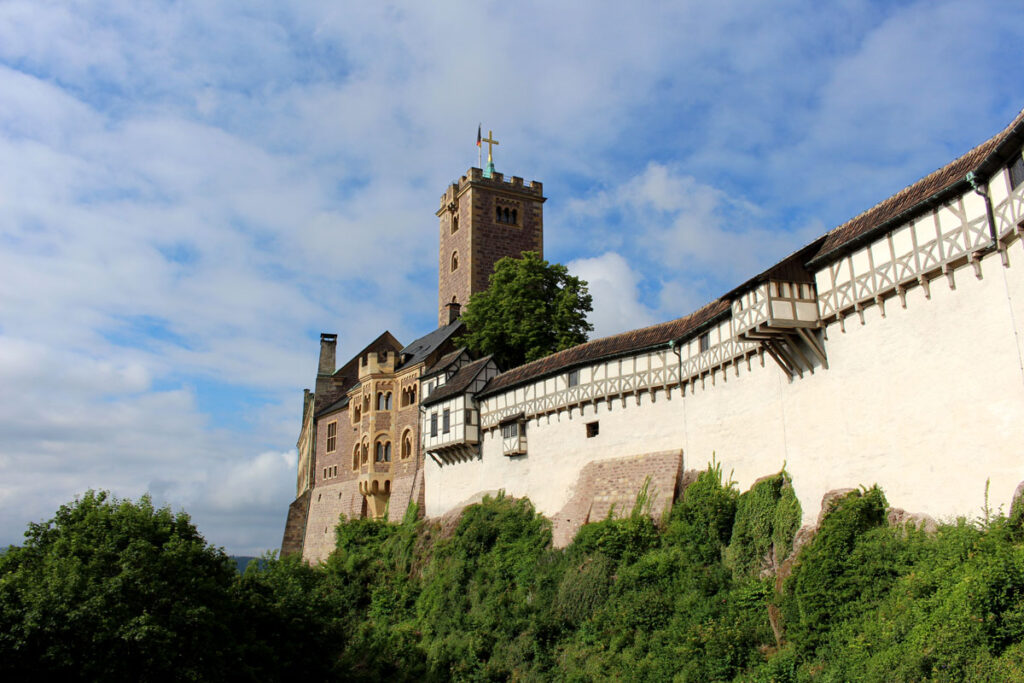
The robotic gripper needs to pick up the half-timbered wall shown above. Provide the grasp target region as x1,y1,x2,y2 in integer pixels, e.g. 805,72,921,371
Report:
425,166,1024,528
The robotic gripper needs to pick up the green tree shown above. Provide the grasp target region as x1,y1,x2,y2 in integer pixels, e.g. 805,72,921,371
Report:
458,251,593,369
0,490,239,681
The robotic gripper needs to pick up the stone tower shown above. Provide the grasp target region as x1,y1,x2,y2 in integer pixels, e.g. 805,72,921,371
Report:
436,166,546,327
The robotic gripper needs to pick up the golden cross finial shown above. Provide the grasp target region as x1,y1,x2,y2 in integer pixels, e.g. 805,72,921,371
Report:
481,130,499,162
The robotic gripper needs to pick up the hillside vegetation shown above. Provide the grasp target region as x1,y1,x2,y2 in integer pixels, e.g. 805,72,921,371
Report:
4,469,1024,680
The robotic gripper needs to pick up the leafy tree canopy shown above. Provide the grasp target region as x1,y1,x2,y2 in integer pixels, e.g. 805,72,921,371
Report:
457,251,593,369
0,490,238,680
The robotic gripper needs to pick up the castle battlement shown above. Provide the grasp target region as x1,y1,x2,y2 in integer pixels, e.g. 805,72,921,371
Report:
439,167,544,209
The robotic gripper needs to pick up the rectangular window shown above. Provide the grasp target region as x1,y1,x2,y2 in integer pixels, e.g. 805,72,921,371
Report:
586,421,599,438
430,413,438,437
501,422,518,439
442,408,450,434
326,421,337,453
699,332,710,353
568,369,579,387
1011,154,1024,190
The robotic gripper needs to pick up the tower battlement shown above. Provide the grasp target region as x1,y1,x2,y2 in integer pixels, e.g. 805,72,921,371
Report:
438,167,544,210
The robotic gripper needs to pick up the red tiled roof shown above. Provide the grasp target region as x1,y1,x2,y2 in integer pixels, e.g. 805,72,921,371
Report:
811,108,1024,265
480,299,730,396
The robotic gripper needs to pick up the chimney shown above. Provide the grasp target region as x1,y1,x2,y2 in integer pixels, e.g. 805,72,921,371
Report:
446,301,461,325
318,333,337,375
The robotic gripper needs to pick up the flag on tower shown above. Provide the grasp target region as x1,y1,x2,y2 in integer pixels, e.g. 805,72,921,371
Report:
477,124,481,147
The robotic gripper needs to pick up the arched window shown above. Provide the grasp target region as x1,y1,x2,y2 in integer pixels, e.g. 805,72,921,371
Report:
451,251,459,271
402,430,413,459
384,392,392,410
384,442,392,462
376,392,385,410
375,442,383,462
511,209,517,224
353,445,360,470
495,206,502,222
451,214,458,233
361,442,368,464
503,207,510,223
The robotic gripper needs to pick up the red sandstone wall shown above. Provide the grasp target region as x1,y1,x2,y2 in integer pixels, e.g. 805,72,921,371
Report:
550,449,683,547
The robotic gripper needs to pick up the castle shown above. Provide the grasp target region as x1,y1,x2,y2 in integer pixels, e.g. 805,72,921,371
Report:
283,111,1024,563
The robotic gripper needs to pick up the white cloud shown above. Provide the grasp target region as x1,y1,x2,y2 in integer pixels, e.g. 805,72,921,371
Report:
568,252,658,339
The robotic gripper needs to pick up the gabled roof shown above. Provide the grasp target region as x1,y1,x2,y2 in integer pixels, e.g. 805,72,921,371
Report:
809,107,1024,267
424,347,468,378
479,299,730,397
399,320,463,369
314,331,402,417
422,356,495,407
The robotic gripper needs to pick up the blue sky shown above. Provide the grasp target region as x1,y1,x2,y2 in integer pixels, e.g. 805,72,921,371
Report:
1,1,1023,555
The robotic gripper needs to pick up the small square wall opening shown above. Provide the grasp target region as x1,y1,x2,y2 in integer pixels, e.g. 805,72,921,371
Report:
586,421,599,438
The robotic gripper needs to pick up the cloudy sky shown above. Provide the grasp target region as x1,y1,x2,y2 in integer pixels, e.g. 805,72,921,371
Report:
1,1,1022,555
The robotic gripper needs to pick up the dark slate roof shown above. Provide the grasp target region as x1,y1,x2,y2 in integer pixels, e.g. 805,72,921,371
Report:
315,395,349,418
809,107,1024,266
424,348,467,377
398,320,463,369
422,356,494,407
479,299,730,397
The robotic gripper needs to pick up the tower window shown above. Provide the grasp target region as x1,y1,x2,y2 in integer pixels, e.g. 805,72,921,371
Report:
451,214,459,233
511,209,517,224
451,251,459,271
496,206,502,222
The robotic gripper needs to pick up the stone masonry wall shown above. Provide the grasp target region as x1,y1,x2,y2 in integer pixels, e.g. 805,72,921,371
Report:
550,449,683,547
280,490,311,557
302,480,363,564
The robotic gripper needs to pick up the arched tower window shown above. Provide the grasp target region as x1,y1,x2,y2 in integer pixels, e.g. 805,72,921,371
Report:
361,441,368,464
376,392,385,410
451,251,459,271
401,430,413,459
451,214,458,233
503,207,510,223
495,206,502,222
511,209,517,224
384,442,392,462
352,444,360,470
385,392,392,410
